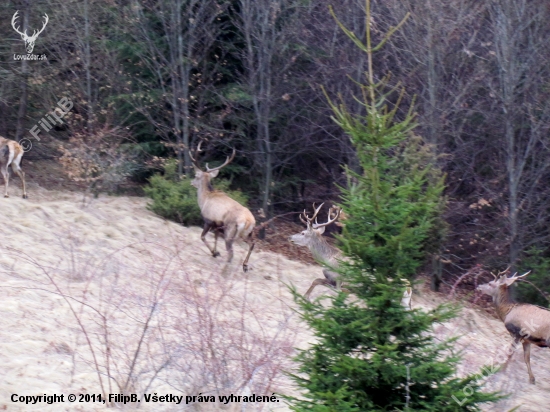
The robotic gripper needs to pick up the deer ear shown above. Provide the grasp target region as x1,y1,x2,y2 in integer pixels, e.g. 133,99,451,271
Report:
209,169,220,178
314,226,326,235
194,168,202,176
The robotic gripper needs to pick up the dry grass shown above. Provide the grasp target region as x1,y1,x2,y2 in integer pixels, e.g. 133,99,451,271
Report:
0,186,549,411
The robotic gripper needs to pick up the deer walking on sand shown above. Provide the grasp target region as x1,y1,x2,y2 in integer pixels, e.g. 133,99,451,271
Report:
190,143,255,273
477,268,550,384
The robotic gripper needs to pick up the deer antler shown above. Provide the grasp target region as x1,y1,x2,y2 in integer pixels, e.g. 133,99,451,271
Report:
510,270,531,280
313,206,341,229
495,265,511,280
300,202,324,226
190,141,236,173
189,140,204,169
205,148,236,172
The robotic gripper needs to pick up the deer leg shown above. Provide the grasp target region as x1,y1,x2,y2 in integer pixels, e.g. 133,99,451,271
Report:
323,269,341,290
219,237,235,277
1,166,9,198
212,227,223,257
500,338,520,375
242,239,255,273
11,161,26,199
200,222,220,257
522,341,535,384
304,278,335,301
331,278,351,296
220,226,238,276
223,225,238,264
224,237,234,264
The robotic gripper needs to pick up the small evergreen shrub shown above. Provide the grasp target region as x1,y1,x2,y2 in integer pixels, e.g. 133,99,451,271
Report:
144,160,249,226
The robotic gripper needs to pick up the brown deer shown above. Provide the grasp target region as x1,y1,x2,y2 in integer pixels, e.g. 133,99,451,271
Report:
289,203,343,300
289,203,414,307
477,269,550,384
0,136,27,199
190,143,255,273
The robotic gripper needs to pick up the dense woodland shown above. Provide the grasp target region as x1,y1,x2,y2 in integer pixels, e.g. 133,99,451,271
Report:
1,0,550,304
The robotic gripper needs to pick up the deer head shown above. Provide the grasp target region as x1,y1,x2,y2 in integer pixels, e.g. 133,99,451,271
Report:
12,11,49,54
477,268,531,299
289,203,341,247
189,141,236,189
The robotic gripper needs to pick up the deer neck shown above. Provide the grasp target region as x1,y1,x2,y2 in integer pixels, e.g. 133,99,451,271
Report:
309,236,339,266
196,178,215,206
494,286,516,321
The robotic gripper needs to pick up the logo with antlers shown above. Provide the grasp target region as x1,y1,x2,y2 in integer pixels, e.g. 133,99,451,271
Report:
12,11,49,54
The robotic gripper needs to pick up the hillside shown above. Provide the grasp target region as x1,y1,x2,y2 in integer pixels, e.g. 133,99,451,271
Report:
0,186,549,411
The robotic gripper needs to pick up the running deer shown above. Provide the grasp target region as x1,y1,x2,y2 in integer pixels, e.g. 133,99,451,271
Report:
289,203,412,308
477,269,550,384
289,203,343,300
0,136,27,199
190,143,255,273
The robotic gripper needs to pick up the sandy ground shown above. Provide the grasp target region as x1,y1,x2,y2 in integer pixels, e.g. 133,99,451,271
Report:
0,184,549,411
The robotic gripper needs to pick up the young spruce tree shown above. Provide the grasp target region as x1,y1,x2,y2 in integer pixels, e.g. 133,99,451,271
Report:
287,1,502,410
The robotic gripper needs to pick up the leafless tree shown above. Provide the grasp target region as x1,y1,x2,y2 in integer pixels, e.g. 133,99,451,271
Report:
130,0,226,176
488,0,550,269
232,0,305,215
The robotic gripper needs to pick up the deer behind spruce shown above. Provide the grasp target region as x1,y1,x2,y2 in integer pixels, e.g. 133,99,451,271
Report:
289,203,412,308
289,203,343,300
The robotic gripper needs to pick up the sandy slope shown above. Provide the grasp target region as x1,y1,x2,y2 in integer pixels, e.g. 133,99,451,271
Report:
0,187,548,411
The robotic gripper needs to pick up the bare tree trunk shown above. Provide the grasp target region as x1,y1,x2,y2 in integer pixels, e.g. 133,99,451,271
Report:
173,0,184,177
132,0,221,178
490,0,550,274
240,0,281,218
179,12,192,177
425,0,439,146
84,0,94,133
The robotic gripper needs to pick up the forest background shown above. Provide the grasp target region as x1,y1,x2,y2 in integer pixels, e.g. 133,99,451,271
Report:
1,0,550,305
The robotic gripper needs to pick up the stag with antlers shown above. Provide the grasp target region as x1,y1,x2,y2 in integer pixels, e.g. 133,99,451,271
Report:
0,136,27,199
289,203,345,300
290,203,413,308
190,142,255,273
477,268,550,384
12,11,49,54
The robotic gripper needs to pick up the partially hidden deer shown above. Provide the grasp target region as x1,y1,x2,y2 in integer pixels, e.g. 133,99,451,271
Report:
190,143,255,273
0,136,27,199
289,203,412,308
477,268,550,384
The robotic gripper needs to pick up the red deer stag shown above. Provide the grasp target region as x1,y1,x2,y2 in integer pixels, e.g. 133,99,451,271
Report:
289,203,343,300
0,136,27,199
477,269,550,384
190,143,255,273
289,203,413,308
